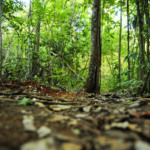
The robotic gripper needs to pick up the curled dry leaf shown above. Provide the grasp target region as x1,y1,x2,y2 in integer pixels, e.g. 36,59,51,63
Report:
83,106,92,112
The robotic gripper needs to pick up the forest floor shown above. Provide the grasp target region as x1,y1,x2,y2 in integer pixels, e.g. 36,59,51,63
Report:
0,80,150,150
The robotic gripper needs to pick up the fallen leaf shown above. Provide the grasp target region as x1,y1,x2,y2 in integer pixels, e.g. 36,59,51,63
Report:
37,126,51,138
75,113,88,118
95,136,132,150
20,137,54,150
141,111,150,118
125,100,134,104
18,98,32,106
105,121,129,130
131,112,140,118
83,106,91,112
60,142,82,150
49,105,71,111
35,102,45,108
135,141,150,150
31,98,39,102
22,115,36,132
68,119,78,126
129,102,140,108
71,129,81,135
92,107,102,112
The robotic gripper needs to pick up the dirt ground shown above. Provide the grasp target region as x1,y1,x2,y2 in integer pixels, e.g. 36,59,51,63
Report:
0,80,150,150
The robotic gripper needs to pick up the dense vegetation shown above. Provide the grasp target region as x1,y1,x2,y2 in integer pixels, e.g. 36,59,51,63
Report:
0,0,149,94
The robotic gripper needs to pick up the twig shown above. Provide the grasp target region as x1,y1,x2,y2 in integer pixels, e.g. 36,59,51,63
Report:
66,62,85,81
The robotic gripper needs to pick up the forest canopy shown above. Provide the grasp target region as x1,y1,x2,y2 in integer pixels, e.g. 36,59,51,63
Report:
0,0,149,95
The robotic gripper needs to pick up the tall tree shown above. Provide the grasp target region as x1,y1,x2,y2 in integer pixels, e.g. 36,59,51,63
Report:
28,0,32,76
32,0,44,76
83,0,102,94
0,0,3,77
127,0,130,81
118,0,122,84
135,0,146,80
145,0,149,63
140,0,150,95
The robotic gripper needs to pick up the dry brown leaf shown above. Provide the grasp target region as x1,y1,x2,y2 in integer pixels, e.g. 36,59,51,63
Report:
49,105,71,111
60,142,82,150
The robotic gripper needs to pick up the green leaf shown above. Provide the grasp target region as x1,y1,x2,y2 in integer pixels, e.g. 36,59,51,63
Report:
131,53,137,60
71,129,81,135
124,53,137,63
123,56,128,63
18,98,32,106
125,100,133,104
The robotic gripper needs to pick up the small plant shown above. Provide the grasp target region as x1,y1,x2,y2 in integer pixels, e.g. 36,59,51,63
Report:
18,98,32,106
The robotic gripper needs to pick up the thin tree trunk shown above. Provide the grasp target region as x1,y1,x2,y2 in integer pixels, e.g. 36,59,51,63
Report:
28,0,32,76
4,33,15,63
32,21,40,76
17,34,20,58
99,0,102,92
0,0,3,77
135,0,146,80
83,0,101,94
127,0,130,81
118,1,122,85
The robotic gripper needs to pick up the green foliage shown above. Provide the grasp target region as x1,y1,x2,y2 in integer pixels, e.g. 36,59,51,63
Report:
1,0,149,94
123,53,137,63
18,98,32,106
3,59,28,80
124,100,133,104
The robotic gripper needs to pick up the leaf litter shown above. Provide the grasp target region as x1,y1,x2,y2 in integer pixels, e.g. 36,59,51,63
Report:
0,79,150,150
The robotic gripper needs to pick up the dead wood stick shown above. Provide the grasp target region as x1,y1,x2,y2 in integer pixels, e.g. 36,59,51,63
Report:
0,88,24,95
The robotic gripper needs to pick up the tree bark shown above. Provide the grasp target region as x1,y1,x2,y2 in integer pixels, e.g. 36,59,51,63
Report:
145,0,149,63
32,20,40,76
83,0,101,94
127,0,130,81
0,0,3,78
28,0,32,76
135,0,146,80
140,70,150,95
140,0,150,95
118,0,122,85
4,33,15,63
32,0,44,76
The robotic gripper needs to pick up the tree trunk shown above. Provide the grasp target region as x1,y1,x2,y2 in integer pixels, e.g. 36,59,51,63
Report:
118,0,122,85
99,0,102,89
140,0,150,95
4,33,15,63
135,0,146,80
32,0,44,76
140,70,150,95
0,0,3,78
145,0,149,63
32,20,40,76
83,0,101,94
127,0,130,81
28,0,32,76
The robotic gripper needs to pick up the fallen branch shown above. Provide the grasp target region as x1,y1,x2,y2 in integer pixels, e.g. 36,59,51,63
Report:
66,62,85,81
